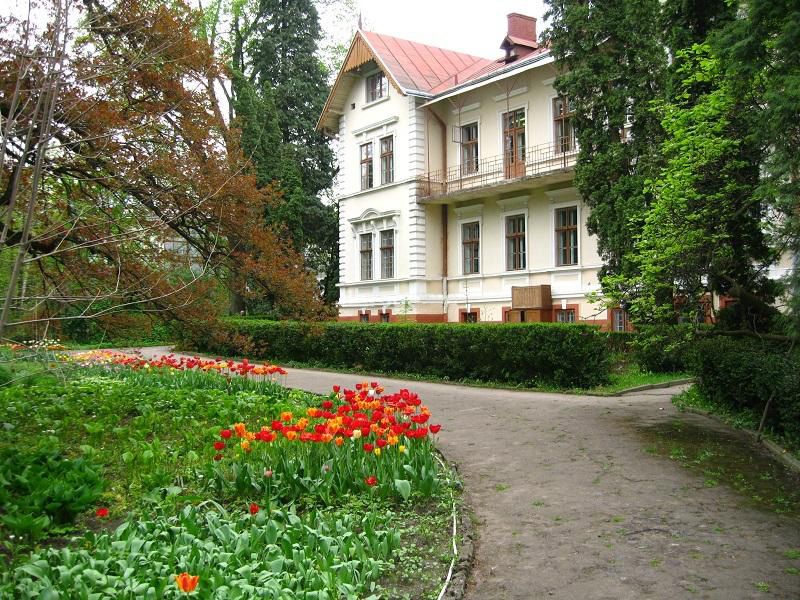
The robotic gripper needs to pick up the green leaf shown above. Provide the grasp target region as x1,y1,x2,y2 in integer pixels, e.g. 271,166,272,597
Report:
393,479,411,501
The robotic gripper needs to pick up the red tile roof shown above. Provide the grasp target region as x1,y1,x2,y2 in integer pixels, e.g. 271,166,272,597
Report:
361,31,501,95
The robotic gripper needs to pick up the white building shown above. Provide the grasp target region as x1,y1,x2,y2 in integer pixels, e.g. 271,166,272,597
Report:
318,13,627,330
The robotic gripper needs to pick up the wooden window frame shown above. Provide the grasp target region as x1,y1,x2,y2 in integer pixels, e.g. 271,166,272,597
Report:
379,229,394,279
460,122,479,175
379,309,392,323
359,310,371,323
379,136,394,185
553,95,575,153
505,213,526,271
611,308,628,332
365,72,388,103
502,108,526,179
461,221,480,275
459,308,480,323
555,308,576,323
555,206,578,267
359,232,373,281
360,142,373,190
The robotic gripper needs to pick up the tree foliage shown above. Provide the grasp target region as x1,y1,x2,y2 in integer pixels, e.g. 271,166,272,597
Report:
622,45,774,325
545,0,798,331
0,0,326,337
220,0,340,306
543,0,667,282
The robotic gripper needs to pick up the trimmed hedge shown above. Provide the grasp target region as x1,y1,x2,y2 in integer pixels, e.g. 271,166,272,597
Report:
690,336,800,444
197,319,611,388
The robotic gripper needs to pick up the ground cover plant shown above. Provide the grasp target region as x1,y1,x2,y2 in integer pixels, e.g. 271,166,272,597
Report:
0,348,452,598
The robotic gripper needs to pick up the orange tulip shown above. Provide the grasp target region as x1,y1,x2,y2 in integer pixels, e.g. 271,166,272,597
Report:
175,572,199,593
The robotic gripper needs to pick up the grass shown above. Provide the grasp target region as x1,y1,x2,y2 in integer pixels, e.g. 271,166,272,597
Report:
212,351,691,396
673,386,800,459
635,409,800,517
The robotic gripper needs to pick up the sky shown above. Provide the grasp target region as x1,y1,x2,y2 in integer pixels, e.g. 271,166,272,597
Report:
356,0,549,59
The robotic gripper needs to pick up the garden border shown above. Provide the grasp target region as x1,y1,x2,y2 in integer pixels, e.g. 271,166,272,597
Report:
613,377,695,396
439,458,476,600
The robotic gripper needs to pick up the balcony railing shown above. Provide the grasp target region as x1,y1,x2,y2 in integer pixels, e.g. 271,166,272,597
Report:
416,139,578,201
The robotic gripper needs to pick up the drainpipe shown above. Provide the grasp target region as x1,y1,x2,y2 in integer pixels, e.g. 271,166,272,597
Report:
426,107,449,320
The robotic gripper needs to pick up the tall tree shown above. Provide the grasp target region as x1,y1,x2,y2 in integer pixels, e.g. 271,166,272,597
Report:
627,44,775,325
543,1,668,291
716,0,800,333
216,0,339,306
0,0,325,337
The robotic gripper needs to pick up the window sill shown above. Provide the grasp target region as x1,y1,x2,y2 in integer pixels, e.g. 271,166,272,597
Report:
363,96,390,109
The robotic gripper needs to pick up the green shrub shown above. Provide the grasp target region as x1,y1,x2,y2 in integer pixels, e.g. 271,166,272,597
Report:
690,336,799,444
605,331,635,353
195,319,611,388
630,324,696,373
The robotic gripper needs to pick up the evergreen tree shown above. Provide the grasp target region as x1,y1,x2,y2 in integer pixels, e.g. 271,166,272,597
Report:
543,1,668,289
226,0,339,306
716,0,800,333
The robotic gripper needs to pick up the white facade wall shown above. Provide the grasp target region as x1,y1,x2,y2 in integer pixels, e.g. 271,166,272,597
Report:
333,57,609,324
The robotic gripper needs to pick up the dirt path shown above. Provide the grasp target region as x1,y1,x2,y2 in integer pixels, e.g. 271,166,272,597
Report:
136,348,800,599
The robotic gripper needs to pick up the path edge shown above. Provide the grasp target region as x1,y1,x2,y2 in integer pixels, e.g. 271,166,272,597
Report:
680,406,800,474
442,458,476,599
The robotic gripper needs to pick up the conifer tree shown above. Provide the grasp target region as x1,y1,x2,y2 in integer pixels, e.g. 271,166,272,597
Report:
224,0,339,306
543,1,667,286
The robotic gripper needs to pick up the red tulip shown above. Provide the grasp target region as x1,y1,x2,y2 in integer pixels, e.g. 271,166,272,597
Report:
213,441,225,450
365,475,378,487
430,424,442,434
322,400,333,409
96,507,109,518
220,429,232,439
332,385,341,393
376,438,388,448
213,453,223,461
249,503,259,515
363,443,374,453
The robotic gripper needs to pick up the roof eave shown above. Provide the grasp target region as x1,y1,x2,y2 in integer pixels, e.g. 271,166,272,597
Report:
316,30,410,133
420,52,554,108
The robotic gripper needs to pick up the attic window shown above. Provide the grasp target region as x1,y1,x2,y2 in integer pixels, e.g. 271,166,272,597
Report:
366,72,388,103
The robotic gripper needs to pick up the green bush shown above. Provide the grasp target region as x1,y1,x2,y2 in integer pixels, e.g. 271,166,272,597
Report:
630,324,696,373
690,336,799,444
605,331,635,353
196,319,611,388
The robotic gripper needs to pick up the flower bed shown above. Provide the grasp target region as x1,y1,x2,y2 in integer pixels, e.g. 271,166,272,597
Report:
0,352,452,597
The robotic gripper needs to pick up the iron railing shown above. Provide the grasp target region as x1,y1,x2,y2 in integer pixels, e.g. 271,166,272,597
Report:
416,139,578,201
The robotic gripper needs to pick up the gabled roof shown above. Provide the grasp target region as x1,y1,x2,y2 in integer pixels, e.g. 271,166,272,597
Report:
318,30,497,133
317,29,550,133
360,31,496,95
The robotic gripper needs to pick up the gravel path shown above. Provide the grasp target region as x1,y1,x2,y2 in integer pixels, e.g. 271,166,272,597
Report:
137,348,800,599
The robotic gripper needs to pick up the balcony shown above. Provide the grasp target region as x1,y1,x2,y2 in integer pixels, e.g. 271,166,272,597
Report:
417,140,577,202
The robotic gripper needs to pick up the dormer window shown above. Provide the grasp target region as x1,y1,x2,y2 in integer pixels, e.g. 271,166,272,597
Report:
366,71,388,103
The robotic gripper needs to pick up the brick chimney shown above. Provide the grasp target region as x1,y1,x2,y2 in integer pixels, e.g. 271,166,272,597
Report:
501,13,538,63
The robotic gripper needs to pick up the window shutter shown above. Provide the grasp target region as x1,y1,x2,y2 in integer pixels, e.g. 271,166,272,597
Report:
452,125,462,144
